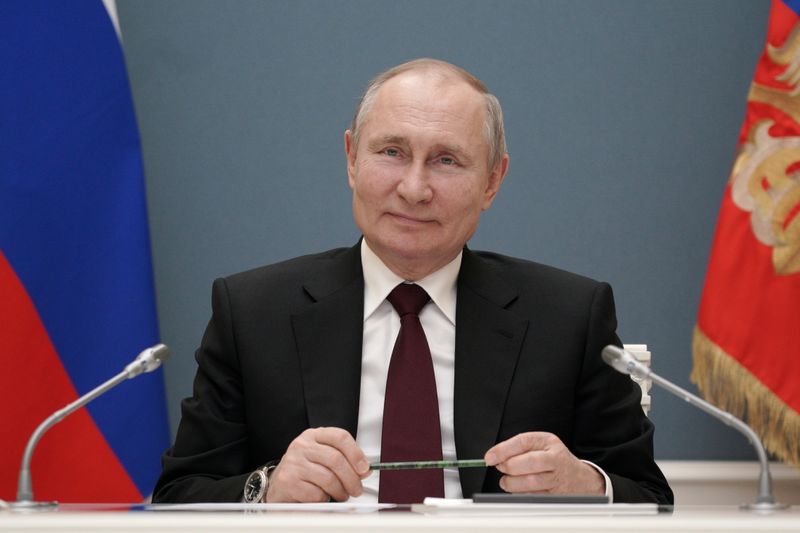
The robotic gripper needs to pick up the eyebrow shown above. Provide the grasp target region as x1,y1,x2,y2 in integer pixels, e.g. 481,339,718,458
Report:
367,135,409,150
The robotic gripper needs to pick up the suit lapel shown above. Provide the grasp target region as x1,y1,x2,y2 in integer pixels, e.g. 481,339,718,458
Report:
454,249,529,497
291,244,364,438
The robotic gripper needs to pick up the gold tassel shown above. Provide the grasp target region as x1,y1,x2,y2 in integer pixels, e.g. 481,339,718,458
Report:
691,326,800,467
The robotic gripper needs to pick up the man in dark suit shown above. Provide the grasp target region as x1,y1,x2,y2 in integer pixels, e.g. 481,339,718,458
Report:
153,58,672,505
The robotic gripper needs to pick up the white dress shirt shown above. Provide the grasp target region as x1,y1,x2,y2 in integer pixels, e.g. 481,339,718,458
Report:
348,240,611,502
351,240,461,501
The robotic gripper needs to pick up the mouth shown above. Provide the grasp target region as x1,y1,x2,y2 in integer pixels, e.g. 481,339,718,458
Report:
387,212,433,226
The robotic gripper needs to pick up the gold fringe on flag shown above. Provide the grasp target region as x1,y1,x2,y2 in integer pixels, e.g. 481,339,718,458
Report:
691,326,800,467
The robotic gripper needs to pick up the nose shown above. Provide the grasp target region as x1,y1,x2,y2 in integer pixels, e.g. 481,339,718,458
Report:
396,160,433,204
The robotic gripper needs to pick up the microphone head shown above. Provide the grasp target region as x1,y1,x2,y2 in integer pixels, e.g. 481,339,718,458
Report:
601,345,636,375
146,343,170,369
125,343,170,378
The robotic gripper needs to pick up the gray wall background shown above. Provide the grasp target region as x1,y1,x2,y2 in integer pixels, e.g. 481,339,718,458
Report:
116,0,771,461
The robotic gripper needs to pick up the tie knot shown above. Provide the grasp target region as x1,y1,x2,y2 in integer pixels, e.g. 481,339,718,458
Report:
387,283,430,317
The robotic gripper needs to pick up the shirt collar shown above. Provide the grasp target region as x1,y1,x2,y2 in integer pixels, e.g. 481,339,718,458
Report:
361,239,461,325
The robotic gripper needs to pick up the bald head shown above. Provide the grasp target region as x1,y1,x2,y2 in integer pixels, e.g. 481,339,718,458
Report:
349,59,506,170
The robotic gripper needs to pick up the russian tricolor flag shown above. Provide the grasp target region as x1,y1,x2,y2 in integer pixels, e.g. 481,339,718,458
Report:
1,1,169,502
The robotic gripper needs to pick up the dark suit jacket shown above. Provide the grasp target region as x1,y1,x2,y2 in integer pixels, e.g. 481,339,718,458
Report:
153,244,673,504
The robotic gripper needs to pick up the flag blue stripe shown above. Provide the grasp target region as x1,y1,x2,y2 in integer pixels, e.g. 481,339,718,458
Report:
783,0,800,17
0,0,169,496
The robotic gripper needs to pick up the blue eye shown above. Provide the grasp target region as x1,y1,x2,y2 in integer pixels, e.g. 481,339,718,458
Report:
440,157,455,166
384,148,399,157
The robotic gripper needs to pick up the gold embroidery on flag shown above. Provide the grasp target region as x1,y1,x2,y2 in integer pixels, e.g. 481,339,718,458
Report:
768,23,800,93
748,83,800,123
737,22,800,274
730,121,800,275
691,327,800,467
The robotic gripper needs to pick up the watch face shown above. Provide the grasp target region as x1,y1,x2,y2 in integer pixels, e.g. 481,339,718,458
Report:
244,470,266,503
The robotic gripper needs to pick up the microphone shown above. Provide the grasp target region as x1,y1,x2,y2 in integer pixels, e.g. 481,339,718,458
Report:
13,344,170,509
601,345,787,512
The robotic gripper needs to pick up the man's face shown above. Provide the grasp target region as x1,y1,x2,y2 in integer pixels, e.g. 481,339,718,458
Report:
345,71,508,279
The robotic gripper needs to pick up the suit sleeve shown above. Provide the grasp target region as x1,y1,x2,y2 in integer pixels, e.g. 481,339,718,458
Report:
152,278,255,502
572,282,673,504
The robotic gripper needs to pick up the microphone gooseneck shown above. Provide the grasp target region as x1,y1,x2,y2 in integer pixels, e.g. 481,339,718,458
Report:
13,344,170,508
601,345,787,512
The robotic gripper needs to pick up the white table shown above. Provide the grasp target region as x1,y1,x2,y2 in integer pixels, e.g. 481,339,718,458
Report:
2,504,799,533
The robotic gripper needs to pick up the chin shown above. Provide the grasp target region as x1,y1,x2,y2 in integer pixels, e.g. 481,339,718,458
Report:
369,234,426,257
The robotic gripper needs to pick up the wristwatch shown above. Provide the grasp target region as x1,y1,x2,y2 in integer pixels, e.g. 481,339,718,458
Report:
243,462,278,503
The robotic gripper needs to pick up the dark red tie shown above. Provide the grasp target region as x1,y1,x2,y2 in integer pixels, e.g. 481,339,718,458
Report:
378,283,444,503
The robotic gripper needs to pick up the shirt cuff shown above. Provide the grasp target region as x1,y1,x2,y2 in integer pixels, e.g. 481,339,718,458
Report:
580,460,613,502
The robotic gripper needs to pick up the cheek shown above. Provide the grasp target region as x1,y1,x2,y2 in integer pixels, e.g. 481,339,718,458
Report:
353,164,397,200
440,181,485,216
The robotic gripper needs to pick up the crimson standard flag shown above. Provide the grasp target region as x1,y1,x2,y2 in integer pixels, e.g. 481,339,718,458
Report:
0,1,169,501
693,0,800,465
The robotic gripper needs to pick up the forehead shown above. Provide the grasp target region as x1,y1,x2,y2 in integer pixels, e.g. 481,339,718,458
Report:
363,71,487,142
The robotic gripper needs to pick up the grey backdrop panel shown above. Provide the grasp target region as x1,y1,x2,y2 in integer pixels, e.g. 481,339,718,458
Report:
117,0,771,461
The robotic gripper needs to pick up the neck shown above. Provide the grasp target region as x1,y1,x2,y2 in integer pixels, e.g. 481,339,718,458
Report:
385,263,439,282
365,241,459,282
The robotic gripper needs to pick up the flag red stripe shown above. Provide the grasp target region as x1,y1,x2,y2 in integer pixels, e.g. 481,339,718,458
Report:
0,251,141,502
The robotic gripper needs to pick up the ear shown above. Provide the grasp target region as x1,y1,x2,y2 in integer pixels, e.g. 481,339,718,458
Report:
481,153,509,210
344,129,357,188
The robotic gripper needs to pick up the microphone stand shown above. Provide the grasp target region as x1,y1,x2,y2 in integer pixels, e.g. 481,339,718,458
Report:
12,344,170,509
602,345,788,512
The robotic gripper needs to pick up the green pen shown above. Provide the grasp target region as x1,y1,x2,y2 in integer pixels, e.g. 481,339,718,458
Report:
369,459,486,470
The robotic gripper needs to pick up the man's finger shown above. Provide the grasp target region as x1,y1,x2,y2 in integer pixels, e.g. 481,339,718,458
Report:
305,443,364,497
494,449,552,475
312,427,370,475
268,463,329,503
302,461,351,502
499,471,556,494
485,432,554,465
290,479,330,503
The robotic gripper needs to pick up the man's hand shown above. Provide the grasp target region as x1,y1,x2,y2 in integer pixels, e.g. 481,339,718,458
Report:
265,427,370,502
484,432,605,495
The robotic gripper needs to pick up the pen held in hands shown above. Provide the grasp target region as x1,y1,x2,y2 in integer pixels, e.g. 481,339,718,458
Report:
369,459,486,470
